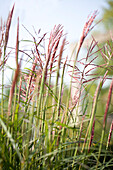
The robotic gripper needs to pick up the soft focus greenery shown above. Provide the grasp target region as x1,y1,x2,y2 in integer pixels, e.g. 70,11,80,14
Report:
102,0,113,30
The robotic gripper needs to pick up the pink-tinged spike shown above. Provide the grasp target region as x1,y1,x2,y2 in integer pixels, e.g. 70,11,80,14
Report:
4,4,15,51
15,17,19,68
107,120,113,146
76,11,98,59
103,78,113,129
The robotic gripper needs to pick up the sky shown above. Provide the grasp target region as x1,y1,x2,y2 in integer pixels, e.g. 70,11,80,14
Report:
0,0,107,43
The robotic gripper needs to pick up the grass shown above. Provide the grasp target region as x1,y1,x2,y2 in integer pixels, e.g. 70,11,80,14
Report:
0,5,113,170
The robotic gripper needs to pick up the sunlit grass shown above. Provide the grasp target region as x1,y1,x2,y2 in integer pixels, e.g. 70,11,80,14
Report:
0,5,113,170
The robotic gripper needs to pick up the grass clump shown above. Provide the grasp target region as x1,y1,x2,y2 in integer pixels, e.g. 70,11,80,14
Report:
0,5,113,170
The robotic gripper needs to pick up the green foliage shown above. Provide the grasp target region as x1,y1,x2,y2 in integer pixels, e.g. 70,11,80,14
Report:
0,5,113,170
103,0,113,29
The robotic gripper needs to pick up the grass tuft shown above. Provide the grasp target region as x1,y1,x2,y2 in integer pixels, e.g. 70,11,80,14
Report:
0,5,113,170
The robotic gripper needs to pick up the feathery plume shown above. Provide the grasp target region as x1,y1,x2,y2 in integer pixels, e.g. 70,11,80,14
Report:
4,4,15,52
76,10,98,58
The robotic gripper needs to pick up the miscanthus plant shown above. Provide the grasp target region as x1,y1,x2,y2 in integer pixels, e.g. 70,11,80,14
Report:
0,5,113,170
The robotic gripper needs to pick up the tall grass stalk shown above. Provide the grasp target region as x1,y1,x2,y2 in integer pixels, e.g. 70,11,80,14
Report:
1,4,14,120
96,78,113,169
0,5,113,169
